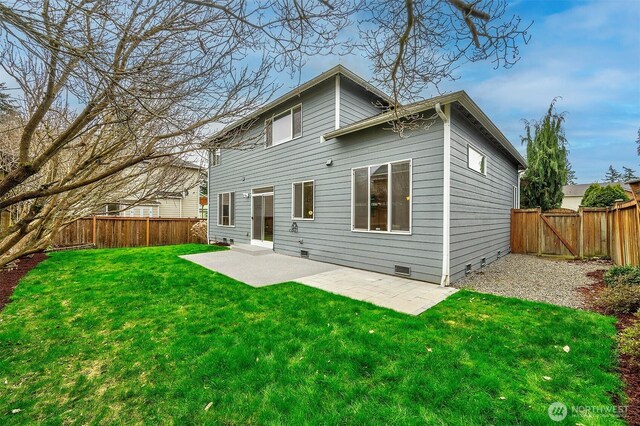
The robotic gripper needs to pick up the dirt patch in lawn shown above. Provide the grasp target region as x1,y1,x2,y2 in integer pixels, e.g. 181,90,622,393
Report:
0,253,47,312
579,270,640,425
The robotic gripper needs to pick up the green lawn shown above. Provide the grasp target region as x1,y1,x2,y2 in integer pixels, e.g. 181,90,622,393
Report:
0,244,624,424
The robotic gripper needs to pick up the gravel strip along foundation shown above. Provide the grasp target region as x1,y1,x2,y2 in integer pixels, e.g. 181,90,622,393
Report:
452,254,611,309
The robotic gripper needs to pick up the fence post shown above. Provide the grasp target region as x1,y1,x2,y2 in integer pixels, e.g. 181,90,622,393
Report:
187,218,191,243
92,216,97,245
617,203,624,265
537,208,542,255
578,207,584,258
146,216,150,246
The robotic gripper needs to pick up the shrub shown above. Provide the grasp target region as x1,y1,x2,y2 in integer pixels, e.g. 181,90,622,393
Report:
592,285,640,315
191,221,207,243
619,313,640,364
581,183,630,207
604,265,640,287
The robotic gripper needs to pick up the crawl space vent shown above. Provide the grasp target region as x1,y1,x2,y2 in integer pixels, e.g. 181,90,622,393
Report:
300,250,309,259
465,264,472,274
394,265,411,276
481,257,486,267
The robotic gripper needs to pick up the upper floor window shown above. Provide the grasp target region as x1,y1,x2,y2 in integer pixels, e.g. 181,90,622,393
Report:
292,180,314,220
468,144,487,175
210,148,221,166
265,104,302,147
352,160,411,233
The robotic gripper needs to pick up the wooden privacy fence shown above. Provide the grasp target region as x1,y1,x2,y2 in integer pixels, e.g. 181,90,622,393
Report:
53,216,206,249
511,201,640,266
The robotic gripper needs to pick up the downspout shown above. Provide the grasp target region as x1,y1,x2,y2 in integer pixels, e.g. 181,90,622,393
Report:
517,170,524,208
435,103,451,287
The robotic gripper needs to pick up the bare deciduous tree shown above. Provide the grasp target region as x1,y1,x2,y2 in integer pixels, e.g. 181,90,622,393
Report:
0,0,529,267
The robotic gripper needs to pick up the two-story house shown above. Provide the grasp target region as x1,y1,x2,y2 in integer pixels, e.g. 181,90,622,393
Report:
208,65,526,285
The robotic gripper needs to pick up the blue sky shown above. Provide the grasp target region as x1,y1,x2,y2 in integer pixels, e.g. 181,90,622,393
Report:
300,0,640,183
2,0,638,182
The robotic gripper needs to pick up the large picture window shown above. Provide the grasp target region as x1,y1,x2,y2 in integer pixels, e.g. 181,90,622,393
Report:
217,192,235,226
292,181,314,220
352,160,411,233
265,104,302,147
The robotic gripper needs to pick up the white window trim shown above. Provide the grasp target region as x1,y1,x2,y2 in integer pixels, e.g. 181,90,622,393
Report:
467,143,488,176
291,180,315,221
350,159,413,235
265,103,303,148
217,191,236,227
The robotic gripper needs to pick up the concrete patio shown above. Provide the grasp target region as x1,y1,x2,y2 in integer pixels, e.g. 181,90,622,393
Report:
181,244,457,315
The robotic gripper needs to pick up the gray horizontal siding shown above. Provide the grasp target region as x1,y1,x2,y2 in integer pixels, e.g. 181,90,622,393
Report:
339,77,383,126
449,107,519,282
209,78,444,283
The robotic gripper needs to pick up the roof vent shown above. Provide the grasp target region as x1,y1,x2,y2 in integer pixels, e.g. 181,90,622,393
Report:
394,265,411,276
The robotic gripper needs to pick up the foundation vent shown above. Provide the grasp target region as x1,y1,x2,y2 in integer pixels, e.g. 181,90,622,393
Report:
300,250,309,258
394,265,411,276
481,258,486,267
465,264,472,274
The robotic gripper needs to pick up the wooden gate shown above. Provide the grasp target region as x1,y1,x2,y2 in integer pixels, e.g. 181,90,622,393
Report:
511,208,609,258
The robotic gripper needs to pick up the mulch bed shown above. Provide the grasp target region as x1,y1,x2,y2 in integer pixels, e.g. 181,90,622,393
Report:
0,253,47,312
579,269,640,425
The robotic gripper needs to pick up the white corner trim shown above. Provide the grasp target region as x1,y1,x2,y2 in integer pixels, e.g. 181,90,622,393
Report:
335,74,340,130
517,170,524,208
435,103,451,287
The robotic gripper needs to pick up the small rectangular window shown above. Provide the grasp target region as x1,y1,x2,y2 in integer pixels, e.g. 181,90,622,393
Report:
211,149,221,166
292,180,314,220
105,203,120,216
265,104,302,147
468,144,487,175
217,192,235,226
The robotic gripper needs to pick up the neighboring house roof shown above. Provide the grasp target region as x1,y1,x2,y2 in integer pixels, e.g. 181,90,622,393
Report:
323,90,527,169
563,182,632,197
209,65,391,143
171,157,201,170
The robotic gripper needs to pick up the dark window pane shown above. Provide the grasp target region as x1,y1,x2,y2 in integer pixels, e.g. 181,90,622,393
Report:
391,162,410,231
370,165,388,231
293,105,302,138
230,192,235,226
265,120,273,147
293,183,302,218
222,193,229,226
303,181,313,219
218,194,223,225
353,168,368,229
253,195,262,239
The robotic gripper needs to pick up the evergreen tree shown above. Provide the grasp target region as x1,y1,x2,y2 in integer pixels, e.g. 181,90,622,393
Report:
520,99,569,210
604,165,622,183
622,166,638,182
566,162,577,185
636,128,640,156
